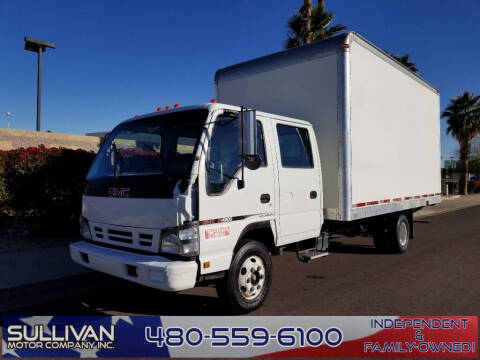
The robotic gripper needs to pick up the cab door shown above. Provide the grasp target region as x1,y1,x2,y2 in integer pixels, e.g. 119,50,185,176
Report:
273,121,322,245
197,112,276,274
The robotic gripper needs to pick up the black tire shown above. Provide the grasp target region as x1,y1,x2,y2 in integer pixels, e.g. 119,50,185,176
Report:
372,214,410,253
389,214,410,253
216,240,272,314
372,232,390,252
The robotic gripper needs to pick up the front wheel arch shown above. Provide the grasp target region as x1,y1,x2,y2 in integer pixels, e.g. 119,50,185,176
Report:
234,221,276,255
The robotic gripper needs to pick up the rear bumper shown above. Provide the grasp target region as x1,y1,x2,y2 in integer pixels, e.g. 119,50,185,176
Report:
70,241,197,292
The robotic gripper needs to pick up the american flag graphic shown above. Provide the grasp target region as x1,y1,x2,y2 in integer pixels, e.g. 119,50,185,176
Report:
2,316,477,358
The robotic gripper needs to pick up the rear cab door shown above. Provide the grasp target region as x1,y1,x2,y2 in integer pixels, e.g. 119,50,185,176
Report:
271,119,322,245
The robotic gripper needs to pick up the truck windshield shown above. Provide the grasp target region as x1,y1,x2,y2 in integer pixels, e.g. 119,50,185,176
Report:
86,109,207,198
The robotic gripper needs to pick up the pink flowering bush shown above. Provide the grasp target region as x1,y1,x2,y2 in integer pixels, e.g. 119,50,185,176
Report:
0,145,95,234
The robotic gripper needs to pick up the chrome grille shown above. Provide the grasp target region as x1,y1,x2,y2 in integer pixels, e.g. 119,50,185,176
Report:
89,221,161,253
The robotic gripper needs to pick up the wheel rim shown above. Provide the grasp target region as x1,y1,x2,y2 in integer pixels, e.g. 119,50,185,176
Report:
237,255,265,300
399,221,408,247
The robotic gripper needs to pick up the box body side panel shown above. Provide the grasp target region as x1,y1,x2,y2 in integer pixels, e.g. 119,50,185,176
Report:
349,41,441,207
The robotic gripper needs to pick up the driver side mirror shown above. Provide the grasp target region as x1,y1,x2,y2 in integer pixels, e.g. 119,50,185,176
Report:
240,109,261,171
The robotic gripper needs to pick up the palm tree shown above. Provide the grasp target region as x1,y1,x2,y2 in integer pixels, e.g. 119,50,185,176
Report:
286,0,346,49
391,54,419,73
442,92,480,195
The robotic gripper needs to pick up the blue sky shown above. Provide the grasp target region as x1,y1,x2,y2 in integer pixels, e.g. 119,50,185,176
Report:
1,0,479,161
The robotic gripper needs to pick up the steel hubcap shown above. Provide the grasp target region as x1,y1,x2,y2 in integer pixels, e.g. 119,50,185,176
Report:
399,222,408,247
238,255,265,300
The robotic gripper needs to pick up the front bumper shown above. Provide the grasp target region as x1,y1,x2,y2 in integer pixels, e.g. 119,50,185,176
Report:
70,241,197,292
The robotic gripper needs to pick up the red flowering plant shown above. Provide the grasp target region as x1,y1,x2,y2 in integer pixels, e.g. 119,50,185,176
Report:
467,180,480,194
0,145,95,234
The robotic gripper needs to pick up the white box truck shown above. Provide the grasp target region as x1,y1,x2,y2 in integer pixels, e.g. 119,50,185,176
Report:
70,32,441,312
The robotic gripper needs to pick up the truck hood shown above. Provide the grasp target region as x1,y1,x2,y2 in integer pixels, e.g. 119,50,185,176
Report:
82,195,191,229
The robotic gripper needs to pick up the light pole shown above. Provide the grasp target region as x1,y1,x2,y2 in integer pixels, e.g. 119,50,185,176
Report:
24,37,55,132
5,112,11,128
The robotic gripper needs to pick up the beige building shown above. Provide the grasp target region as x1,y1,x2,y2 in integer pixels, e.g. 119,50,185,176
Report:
0,128,100,152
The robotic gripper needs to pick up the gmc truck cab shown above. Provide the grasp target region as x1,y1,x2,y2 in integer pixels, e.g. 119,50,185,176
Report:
71,103,322,312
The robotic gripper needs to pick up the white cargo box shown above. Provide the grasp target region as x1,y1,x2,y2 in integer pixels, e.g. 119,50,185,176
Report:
215,32,441,221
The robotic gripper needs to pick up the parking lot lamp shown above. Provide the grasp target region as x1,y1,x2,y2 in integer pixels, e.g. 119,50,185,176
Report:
24,37,56,131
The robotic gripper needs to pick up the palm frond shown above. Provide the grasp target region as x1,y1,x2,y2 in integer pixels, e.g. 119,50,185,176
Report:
285,0,347,49
392,54,419,73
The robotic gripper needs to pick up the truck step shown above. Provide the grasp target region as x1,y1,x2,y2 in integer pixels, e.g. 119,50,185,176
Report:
297,249,329,263
296,233,329,263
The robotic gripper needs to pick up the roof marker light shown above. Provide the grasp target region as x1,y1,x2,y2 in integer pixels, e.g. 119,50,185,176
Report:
156,107,162,112
211,99,217,103
174,104,180,108
165,105,171,110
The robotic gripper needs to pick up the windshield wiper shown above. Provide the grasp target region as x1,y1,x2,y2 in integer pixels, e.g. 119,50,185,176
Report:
111,143,124,180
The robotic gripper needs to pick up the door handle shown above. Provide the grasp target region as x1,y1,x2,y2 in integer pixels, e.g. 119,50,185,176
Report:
260,193,270,203
310,191,317,199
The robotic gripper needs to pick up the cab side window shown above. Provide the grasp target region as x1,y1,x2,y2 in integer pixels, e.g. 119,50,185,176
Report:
276,124,313,168
207,116,266,195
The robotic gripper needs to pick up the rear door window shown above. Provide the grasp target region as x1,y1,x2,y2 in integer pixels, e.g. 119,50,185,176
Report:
276,124,313,168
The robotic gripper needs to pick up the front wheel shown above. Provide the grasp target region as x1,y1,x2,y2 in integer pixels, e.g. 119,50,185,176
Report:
217,240,272,313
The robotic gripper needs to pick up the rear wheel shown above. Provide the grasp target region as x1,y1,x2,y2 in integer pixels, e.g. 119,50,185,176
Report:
372,213,410,253
217,240,272,313
390,214,410,253
373,232,389,251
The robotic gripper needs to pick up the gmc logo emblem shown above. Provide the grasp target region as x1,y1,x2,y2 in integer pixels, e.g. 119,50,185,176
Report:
108,187,130,198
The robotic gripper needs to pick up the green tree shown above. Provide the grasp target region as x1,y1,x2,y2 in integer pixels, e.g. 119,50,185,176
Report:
469,141,480,177
442,92,480,194
391,54,419,73
286,0,346,49
469,157,480,177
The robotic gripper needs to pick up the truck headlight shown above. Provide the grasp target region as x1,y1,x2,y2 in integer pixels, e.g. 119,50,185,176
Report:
79,217,92,240
161,224,199,257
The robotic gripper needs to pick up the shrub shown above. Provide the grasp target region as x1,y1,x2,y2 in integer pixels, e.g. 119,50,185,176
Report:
467,180,480,194
0,145,95,234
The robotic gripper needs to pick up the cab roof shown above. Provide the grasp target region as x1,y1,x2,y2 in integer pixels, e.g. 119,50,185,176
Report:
121,102,312,127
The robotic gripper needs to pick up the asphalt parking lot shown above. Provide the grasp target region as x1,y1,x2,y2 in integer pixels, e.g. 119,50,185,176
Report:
3,205,479,316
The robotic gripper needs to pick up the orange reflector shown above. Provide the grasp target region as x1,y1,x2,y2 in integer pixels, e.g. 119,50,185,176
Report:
156,107,162,112
211,99,217,103
340,43,350,49
203,261,210,269
165,105,171,110
174,104,180,108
